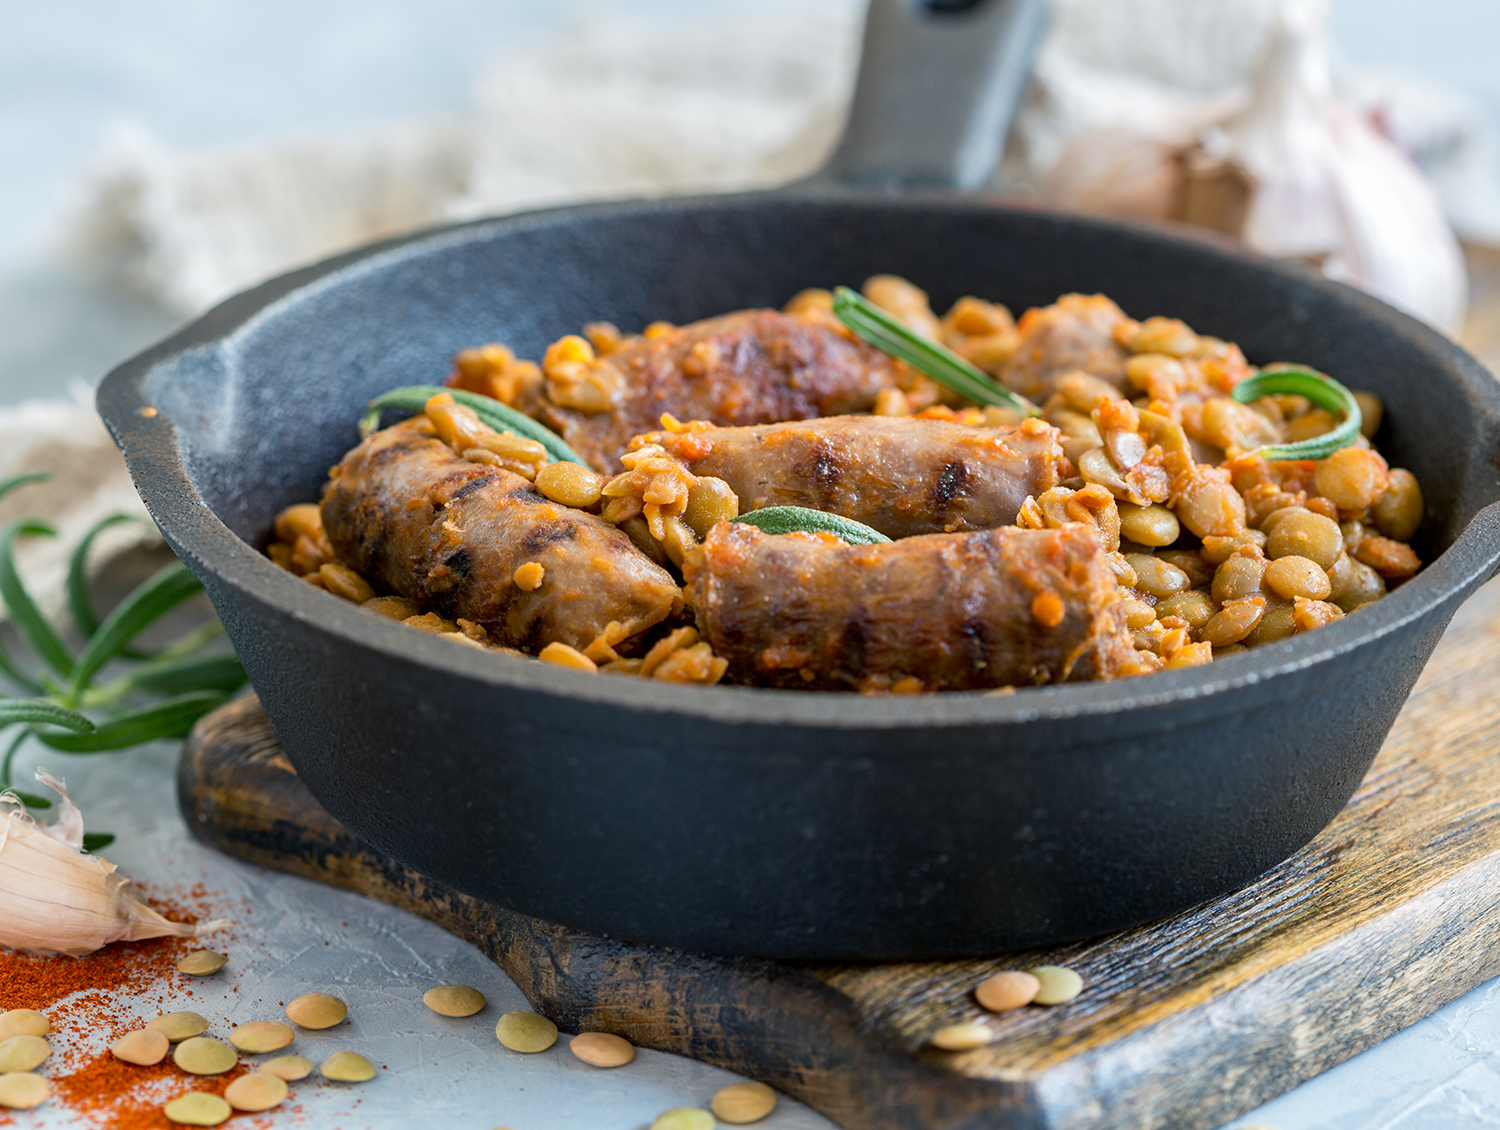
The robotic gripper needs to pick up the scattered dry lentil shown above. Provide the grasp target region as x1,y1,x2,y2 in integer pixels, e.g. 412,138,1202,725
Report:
975,970,1041,1012
495,1010,558,1053
651,1109,716,1130
176,951,228,976
110,1029,170,1066
320,1050,377,1083
224,1070,289,1112
0,1071,50,1110
929,1022,995,1050
0,1010,49,1040
229,1020,295,1053
163,1091,232,1126
423,984,486,1018
1030,965,1084,1005
285,992,347,1029
568,1031,635,1067
260,1054,314,1081
146,1011,208,1042
173,1036,236,1076
0,1034,49,1072
711,1080,778,1123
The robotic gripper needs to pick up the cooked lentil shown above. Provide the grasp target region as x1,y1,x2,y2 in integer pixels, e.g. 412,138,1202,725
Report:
285,992,347,1030
175,951,227,976
1265,511,1343,569
0,1071,48,1110
172,1036,236,1076
535,461,605,509
495,1010,558,1053
568,1031,635,1067
711,1080,778,1123
224,1071,290,1112
1264,555,1332,601
163,1092,231,1126
320,1050,377,1083
228,1021,295,1053
423,984,486,1018
1373,469,1423,542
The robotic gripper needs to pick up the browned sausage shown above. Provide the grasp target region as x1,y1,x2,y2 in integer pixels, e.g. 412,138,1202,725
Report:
1001,294,1131,401
321,418,679,652
522,309,907,472
635,415,1066,538
683,522,1144,691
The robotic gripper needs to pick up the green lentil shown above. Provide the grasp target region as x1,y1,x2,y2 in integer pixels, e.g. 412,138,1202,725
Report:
495,1010,558,1053
423,985,486,1018
163,1092,231,1126
173,1036,237,1076
1030,965,1084,1005
0,1035,48,1073
145,1011,208,1043
320,1050,377,1083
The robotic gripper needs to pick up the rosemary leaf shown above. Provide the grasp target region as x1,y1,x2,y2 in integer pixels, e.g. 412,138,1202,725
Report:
0,699,94,732
831,287,1038,418
1229,365,1362,461
732,506,891,544
67,564,204,701
0,471,49,504
66,514,142,638
34,691,226,753
0,521,74,677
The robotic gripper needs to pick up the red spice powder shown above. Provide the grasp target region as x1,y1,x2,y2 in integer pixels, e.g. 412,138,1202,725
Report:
0,891,261,1129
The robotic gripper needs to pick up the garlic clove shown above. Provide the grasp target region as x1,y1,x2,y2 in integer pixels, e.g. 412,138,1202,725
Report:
0,773,228,957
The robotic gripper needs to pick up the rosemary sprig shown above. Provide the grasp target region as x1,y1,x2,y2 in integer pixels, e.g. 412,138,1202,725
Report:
831,287,1039,418
1229,365,1363,461
0,474,246,817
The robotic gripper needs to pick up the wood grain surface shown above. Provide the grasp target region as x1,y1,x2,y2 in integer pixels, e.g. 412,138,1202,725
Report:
180,565,1500,1130
179,257,1500,1130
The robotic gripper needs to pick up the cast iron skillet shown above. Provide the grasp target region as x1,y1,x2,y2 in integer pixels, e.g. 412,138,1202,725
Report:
97,0,1500,960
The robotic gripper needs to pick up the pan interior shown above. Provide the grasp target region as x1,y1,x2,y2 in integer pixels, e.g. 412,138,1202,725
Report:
143,196,1495,572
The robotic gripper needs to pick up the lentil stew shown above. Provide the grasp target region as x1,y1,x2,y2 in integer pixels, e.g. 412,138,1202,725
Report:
267,276,1424,694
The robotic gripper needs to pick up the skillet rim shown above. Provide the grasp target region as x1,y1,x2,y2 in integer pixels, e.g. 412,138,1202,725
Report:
96,189,1500,735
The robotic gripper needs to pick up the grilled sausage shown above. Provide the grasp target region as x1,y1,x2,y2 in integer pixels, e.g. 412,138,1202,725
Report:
522,309,907,472
321,418,679,652
683,521,1143,691
635,415,1066,539
1001,294,1131,401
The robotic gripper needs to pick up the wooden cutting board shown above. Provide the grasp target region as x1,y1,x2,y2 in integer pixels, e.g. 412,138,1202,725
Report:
179,567,1500,1130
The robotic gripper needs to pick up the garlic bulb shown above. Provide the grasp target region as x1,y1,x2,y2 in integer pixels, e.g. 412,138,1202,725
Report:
0,771,227,956
1041,0,1467,335
1219,0,1466,333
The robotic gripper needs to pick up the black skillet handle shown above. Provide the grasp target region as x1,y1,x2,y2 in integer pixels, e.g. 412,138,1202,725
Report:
810,0,1048,191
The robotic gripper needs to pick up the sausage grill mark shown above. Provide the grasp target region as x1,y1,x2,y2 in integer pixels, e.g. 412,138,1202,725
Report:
933,461,969,509
521,521,578,554
451,475,497,503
